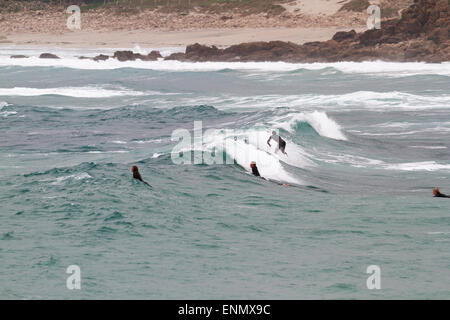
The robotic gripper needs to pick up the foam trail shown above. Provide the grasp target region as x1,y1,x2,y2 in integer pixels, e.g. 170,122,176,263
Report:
385,161,450,172
0,87,145,98
0,101,9,109
224,139,300,184
202,130,304,184
243,129,314,168
51,172,92,185
271,111,347,141
0,101,15,117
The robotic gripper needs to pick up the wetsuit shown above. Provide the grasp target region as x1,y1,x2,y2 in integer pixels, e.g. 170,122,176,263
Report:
133,170,151,187
435,191,450,198
268,134,286,153
251,166,261,177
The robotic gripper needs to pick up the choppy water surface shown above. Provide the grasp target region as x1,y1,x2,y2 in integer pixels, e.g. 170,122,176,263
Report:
1,47,449,299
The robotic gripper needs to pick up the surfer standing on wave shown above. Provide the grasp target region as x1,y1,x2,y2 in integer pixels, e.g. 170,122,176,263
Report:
267,130,287,155
131,166,152,187
433,188,450,198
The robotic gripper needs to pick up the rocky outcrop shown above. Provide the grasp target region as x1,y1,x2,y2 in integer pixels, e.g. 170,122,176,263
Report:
39,53,60,59
28,0,447,64
113,50,162,62
164,0,449,63
93,54,110,61
77,51,161,62
10,55,28,59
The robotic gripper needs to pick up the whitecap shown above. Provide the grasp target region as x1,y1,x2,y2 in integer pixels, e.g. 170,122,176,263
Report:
0,86,145,98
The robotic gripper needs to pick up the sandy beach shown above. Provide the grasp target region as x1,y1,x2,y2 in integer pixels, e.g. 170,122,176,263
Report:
1,26,367,49
0,0,377,49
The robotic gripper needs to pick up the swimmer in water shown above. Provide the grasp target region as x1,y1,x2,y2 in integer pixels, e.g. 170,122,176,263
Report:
131,166,151,187
433,188,450,198
267,130,287,155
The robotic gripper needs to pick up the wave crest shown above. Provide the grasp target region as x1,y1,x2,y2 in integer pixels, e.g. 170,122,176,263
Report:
270,111,347,141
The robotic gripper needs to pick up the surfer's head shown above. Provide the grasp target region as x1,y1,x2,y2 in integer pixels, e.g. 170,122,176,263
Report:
250,161,256,168
131,165,139,173
433,188,440,196
272,130,277,136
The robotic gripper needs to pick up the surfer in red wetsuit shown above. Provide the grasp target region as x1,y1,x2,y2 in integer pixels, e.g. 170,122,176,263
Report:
250,161,262,177
249,162,290,186
433,188,450,198
131,166,151,187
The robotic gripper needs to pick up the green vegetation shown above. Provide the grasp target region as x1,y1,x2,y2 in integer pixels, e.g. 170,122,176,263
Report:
0,0,289,15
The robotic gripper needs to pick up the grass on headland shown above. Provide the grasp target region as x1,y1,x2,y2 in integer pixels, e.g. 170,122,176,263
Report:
0,0,289,15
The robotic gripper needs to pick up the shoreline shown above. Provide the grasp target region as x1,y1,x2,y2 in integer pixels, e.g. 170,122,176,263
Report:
0,26,366,49
0,1,447,64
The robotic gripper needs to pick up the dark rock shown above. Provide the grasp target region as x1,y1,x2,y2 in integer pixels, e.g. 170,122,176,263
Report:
93,54,110,61
163,0,449,63
113,50,162,61
10,55,28,59
427,28,448,44
332,30,357,42
39,53,60,59
146,50,162,60
359,29,384,46
165,52,187,61
113,50,137,61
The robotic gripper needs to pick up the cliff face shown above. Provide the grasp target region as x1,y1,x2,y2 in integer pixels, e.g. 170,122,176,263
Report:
165,0,449,63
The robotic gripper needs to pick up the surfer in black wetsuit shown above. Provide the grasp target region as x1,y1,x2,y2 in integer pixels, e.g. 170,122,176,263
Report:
131,166,151,187
250,161,263,178
433,188,450,198
267,130,287,155
249,161,290,186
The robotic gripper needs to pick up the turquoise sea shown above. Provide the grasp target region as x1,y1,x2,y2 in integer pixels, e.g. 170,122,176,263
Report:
0,47,449,299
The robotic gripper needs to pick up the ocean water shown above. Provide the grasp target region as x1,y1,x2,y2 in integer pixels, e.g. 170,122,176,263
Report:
0,47,449,299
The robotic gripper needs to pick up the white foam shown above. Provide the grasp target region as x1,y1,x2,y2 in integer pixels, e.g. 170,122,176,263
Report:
87,150,129,154
0,101,9,109
270,111,347,140
1,110,17,117
1,101,15,117
201,129,310,184
52,172,92,184
317,153,384,168
385,161,450,172
0,86,145,98
170,91,450,112
1,53,449,76
294,91,450,111
134,139,163,144
409,146,447,150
